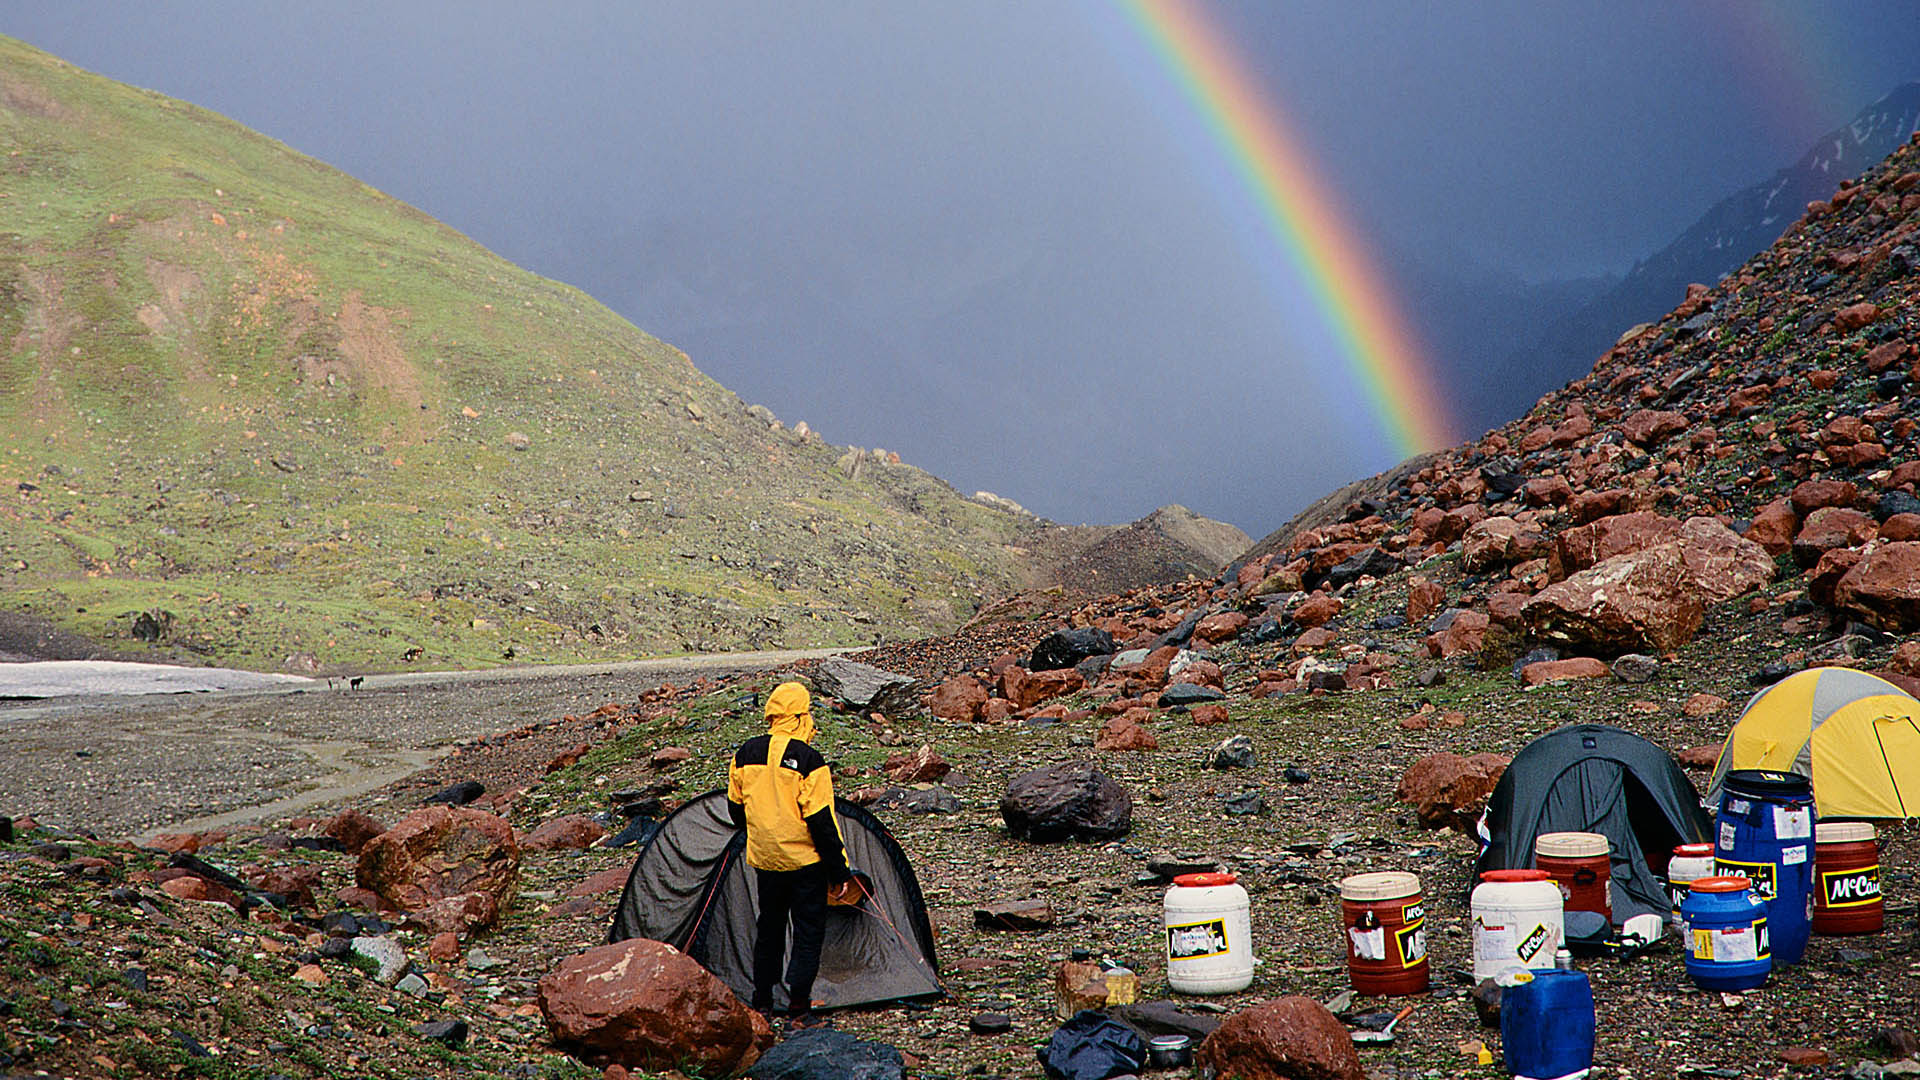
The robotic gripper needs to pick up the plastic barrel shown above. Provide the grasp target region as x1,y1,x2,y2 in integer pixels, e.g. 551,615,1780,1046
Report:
1715,769,1815,967
1536,831,1611,927
1338,871,1428,996
1666,843,1715,930
1812,822,1882,935
1499,969,1595,1080
1164,872,1254,993
1471,869,1564,980
1681,876,1770,991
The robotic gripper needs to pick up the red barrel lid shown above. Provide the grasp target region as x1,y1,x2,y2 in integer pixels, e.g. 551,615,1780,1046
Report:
1671,843,1712,857
1172,872,1238,888
1480,869,1553,883
1688,875,1753,894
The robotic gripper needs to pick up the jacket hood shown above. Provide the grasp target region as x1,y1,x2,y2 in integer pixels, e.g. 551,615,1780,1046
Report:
764,681,816,743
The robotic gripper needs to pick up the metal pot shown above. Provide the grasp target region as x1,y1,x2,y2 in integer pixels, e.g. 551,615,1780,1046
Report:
1148,1034,1192,1068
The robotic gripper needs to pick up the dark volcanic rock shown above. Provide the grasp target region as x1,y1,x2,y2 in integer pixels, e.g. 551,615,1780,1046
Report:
1000,762,1133,842
1028,626,1116,672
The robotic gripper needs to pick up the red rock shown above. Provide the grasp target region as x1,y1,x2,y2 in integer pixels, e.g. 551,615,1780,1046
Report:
1486,592,1528,627
1832,442,1888,468
1189,703,1229,726
1866,340,1909,372
569,863,634,898
244,864,324,910
545,742,592,773
522,815,606,852
1172,658,1225,690
1197,995,1364,1080
1519,426,1554,454
1521,658,1610,685
1882,514,1920,543
1621,409,1689,447
1425,610,1490,658
1674,517,1778,602
1001,666,1084,709
883,745,951,783
1890,640,1920,677
648,747,691,769
1683,693,1731,717
1744,498,1798,557
159,874,240,909
1820,415,1875,446
1437,503,1488,542
402,891,500,939
1292,593,1342,628
1462,516,1544,573
927,675,989,722
1522,476,1573,506
1780,1047,1830,1067
1880,670,1920,697
1292,627,1338,653
1835,302,1881,331
1808,369,1840,391
1789,479,1859,515
333,885,397,912
1191,611,1249,647
1552,413,1594,447
1397,752,1511,832
356,806,520,925
981,699,1017,724
1833,541,1920,631
538,939,773,1074
427,932,460,963
1793,507,1875,566
1552,512,1682,578
1405,576,1445,624
1096,713,1159,752
1809,546,1866,609
1569,488,1635,524
1525,545,1705,654
1889,461,1920,489
1677,745,1721,769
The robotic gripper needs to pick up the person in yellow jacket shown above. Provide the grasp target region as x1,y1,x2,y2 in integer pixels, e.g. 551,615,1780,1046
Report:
726,681,851,1023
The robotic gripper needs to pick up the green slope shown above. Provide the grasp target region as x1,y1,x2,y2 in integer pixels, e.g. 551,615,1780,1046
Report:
0,38,1033,671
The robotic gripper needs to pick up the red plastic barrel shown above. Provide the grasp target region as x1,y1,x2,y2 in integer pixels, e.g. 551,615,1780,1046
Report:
1339,871,1428,996
1536,832,1611,925
1812,822,1882,935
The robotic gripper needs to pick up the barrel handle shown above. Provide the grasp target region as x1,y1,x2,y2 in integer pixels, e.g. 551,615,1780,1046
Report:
1572,867,1599,886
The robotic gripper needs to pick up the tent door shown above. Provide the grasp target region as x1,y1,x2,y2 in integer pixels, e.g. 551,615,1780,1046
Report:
1871,715,1920,817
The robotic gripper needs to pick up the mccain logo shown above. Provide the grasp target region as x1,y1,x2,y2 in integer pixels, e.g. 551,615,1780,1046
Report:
1822,866,1882,907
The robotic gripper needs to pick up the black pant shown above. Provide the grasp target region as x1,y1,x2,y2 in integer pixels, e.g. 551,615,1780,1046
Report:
751,864,828,1014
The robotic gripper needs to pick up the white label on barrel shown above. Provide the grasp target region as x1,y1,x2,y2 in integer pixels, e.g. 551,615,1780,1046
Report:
1349,926,1386,961
1781,845,1807,865
1167,919,1229,960
1774,806,1812,839
1711,926,1759,962
1719,822,1737,849
1473,920,1515,966
1729,798,1750,814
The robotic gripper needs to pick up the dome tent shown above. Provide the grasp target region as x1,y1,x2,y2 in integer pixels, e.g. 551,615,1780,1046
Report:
1473,724,1712,947
608,789,942,1011
1705,667,1920,818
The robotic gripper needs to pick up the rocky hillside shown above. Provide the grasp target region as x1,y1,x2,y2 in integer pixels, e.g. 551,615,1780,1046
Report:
0,39,1241,673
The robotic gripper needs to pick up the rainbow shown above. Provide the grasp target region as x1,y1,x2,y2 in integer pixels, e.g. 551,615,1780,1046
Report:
1119,0,1458,456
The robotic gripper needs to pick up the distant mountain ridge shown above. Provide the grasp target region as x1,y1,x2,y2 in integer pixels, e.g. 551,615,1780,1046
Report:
1488,82,1920,422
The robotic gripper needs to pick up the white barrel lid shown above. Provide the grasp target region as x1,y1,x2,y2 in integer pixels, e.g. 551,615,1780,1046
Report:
1536,831,1609,858
1340,870,1421,901
1816,821,1876,843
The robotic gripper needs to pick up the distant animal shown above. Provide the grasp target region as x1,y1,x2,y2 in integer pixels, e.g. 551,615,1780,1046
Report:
349,676,364,690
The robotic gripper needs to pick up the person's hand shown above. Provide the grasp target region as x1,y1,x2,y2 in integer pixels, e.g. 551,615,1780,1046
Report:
827,878,860,905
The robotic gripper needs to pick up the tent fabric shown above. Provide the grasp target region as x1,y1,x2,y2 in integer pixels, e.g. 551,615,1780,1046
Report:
609,789,942,1011
1706,667,1920,819
1473,724,1712,938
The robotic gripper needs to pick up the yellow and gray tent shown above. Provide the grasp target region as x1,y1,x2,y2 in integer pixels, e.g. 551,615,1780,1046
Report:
1706,667,1920,818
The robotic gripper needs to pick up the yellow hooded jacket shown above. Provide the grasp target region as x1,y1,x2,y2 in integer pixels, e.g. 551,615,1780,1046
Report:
726,682,849,876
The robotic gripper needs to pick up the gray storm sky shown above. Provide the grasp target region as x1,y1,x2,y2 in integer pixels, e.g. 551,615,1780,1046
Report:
8,2,1920,532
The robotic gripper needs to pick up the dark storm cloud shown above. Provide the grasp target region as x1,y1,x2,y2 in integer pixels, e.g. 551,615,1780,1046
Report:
8,3,1920,532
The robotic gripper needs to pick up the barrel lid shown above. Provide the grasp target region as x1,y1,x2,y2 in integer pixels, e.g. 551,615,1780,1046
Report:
1340,871,1421,900
1671,843,1713,857
1172,872,1238,888
1688,875,1752,894
1535,831,1609,858
1816,821,1876,843
1479,869,1553,883
1723,769,1812,798
1149,1035,1192,1050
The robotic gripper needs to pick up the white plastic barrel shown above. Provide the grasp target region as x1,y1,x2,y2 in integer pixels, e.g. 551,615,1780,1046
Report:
1666,843,1716,930
1471,869,1564,980
1164,872,1253,993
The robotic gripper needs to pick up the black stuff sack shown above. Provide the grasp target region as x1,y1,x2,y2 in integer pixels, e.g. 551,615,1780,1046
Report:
1038,1010,1148,1080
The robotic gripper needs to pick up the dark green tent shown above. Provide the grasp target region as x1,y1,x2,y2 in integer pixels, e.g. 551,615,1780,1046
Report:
1473,724,1711,945
608,789,942,1011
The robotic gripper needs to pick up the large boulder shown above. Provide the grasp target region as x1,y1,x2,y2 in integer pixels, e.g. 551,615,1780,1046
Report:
1525,544,1701,654
1396,752,1511,833
1029,626,1116,672
747,1028,904,1080
1001,667,1084,709
1833,541,1920,631
1001,762,1133,842
355,806,520,925
812,658,917,714
1551,512,1681,579
1673,516,1776,602
1196,995,1364,1080
538,939,773,1074
1424,609,1489,659
926,675,988,722
1461,516,1545,573
1792,507,1876,567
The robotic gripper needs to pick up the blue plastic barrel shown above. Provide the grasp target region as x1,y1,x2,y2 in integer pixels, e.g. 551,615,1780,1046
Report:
1714,769,1815,966
1500,969,1595,1080
1680,875,1770,991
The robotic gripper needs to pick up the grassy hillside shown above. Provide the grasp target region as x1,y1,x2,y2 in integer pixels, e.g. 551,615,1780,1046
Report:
0,38,1049,671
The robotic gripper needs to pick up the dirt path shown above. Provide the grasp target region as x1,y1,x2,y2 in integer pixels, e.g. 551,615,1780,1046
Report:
0,649,844,841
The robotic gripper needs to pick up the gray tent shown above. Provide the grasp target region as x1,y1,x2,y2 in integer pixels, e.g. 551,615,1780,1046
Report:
608,790,942,1011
